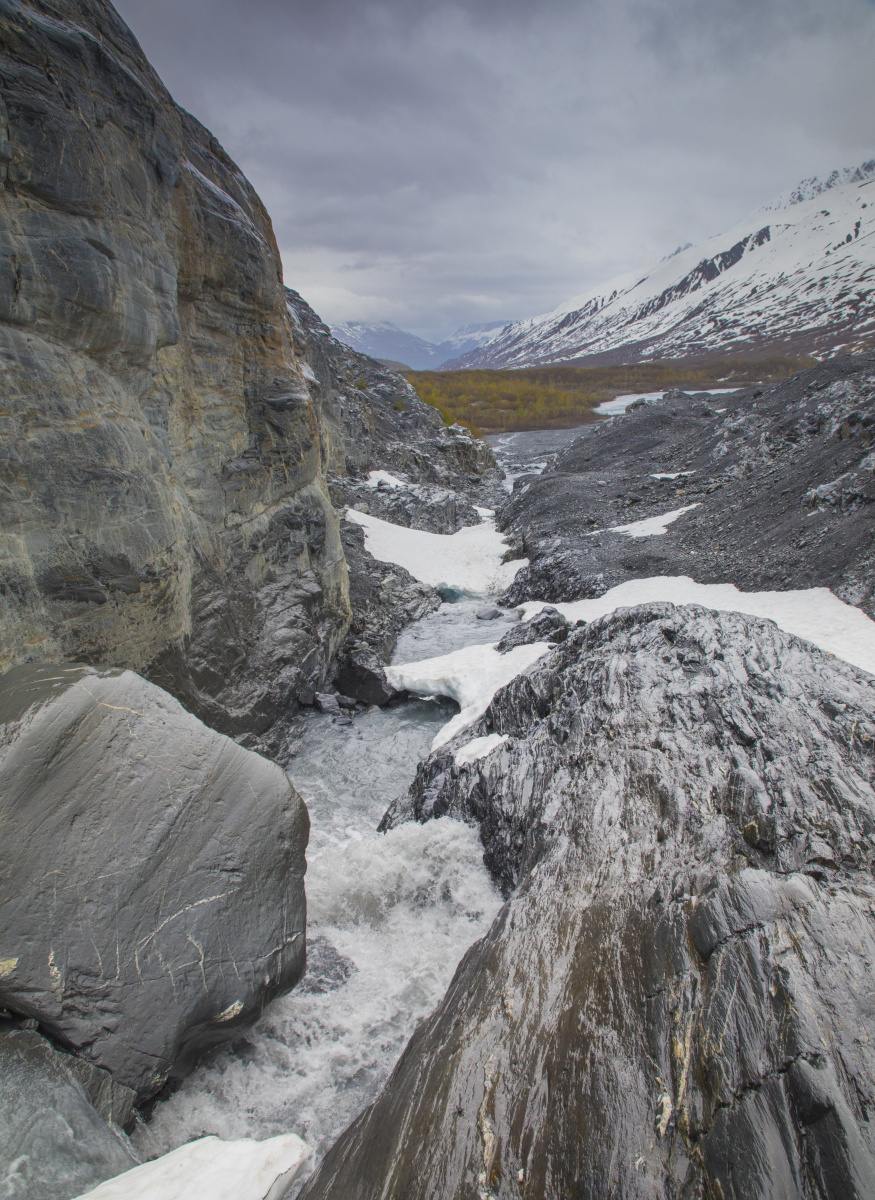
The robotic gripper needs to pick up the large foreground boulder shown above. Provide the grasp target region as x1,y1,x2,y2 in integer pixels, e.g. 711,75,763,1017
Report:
302,605,875,1200
0,664,308,1101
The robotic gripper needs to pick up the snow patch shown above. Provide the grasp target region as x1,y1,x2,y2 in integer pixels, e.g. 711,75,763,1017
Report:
299,364,317,384
365,470,407,489
346,510,526,595
73,1134,311,1200
596,389,738,416
650,472,693,481
474,505,495,518
518,577,875,677
386,641,551,749
454,733,509,766
602,504,700,538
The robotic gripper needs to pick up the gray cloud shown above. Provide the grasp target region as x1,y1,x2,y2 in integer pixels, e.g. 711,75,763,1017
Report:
114,0,875,339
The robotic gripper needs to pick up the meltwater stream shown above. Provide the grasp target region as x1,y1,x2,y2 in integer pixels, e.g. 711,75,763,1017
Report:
131,597,516,1189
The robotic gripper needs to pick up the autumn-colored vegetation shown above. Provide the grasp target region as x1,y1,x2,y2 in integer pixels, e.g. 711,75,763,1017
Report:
404,357,813,434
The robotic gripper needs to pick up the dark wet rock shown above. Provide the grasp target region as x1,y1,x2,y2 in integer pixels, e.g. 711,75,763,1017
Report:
331,521,440,704
0,1027,138,1200
496,606,571,652
298,937,358,996
314,692,343,716
476,606,503,621
500,550,609,606
305,604,875,1199
497,356,875,615
0,663,308,1102
333,644,401,707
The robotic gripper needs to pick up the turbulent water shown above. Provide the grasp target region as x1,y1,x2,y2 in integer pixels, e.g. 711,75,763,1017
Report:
132,433,559,1185
131,600,511,1186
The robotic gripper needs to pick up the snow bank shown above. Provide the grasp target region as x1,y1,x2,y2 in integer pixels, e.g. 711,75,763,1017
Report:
365,470,406,489
454,733,509,766
346,509,526,595
74,1134,311,1200
650,471,693,481
386,641,551,749
603,504,700,538
519,577,875,677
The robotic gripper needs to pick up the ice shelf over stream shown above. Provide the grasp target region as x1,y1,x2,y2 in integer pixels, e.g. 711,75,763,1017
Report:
386,640,552,749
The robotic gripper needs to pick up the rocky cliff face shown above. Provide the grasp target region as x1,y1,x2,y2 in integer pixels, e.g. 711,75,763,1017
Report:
0,0,349,743
303,605,875,1200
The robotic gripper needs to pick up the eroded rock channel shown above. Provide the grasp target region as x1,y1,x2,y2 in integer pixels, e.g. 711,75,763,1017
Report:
2,4,875,1199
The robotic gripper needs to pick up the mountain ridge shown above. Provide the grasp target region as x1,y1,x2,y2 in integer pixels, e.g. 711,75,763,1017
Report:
331,317,511,369
444,160,875,370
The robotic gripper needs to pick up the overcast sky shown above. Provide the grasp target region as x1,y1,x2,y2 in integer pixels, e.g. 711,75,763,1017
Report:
113,0,875,340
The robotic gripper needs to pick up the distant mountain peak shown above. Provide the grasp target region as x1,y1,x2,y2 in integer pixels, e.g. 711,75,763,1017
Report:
330,317,514,369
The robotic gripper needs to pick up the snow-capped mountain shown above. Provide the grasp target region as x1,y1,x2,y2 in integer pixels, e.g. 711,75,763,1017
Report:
331,319,511,369
329,320,440,369
448,161,875,369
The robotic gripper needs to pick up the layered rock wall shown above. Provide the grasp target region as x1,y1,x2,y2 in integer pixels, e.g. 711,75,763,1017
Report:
0,0,348,740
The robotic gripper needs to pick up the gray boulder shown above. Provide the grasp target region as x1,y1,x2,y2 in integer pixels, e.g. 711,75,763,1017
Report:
0,663,308,1101
0,1027,138,1200
303,605,875,1200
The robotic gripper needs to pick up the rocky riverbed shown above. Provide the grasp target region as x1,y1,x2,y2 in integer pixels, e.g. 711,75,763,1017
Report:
2,3,875,1199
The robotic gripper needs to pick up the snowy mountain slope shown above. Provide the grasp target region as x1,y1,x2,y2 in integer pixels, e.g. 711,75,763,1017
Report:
331,319,512,369
432,321,512,362
449,161,875,369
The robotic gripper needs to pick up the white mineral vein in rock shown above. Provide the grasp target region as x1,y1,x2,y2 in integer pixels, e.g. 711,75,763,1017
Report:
454,733,509,767
603,504,700,538
519,576,875,677
387,642,551,749
73,1134,311,1200
346,509,527,595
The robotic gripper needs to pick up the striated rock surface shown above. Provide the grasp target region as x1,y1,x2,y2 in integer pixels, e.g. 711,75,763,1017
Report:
0,662,308,1101
0,1027,138,1200
499,356,875,616
303,604,875,1199
0,0,348,742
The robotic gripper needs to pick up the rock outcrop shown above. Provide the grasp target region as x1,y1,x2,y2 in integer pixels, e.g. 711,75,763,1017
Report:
0,1027,138,1200
303,605,875,1199
285,289,500,502
0,662,308,1101
499,356,875,617
0,0,349,744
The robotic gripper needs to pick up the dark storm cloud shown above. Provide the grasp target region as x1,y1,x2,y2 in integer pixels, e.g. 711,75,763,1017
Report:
114,0,875,338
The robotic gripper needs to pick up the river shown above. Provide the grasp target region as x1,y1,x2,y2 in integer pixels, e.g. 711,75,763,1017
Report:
130,430,568,1187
